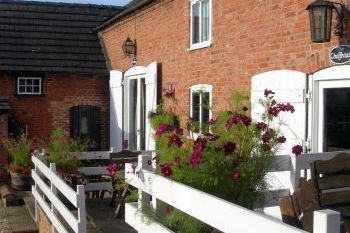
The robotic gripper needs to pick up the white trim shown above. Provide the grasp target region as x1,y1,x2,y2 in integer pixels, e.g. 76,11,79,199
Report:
189,0,212,50
312,65,350,81
189,84,212,137
17,77,42,95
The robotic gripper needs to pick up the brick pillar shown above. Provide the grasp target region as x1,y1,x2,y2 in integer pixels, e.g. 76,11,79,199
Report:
0,113,9,181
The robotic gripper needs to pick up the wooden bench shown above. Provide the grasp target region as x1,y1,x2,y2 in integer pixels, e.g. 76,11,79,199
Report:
279,153,350,232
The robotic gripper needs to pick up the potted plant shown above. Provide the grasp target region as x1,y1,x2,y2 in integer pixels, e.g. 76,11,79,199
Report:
1,134,33,190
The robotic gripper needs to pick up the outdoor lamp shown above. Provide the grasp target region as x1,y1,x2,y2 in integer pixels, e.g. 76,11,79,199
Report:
122,37,137,57
306,0,345,43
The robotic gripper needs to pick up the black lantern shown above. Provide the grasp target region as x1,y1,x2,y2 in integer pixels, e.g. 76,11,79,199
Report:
122,37,136,57
306,0,344,43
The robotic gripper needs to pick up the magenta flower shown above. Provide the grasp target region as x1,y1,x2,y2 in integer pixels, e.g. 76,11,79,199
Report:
175,156,181,168
160,163,173,177
240,115,252,127
208,118,218,126
264,89,275,97
193,137,207,150
156,124,174,137
256,122,267,130
292,145,303,156
164,90,175,98
222,141,236,155
277,136,286,143
189,153,201,167
122,140,128,149
107,163,117,177
186,117,196,130
232,170,239,182
168,134,183,148
204,132,219,141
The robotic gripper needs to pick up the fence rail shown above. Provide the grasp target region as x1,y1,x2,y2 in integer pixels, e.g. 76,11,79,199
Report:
32,155,86,233
125,152,344,233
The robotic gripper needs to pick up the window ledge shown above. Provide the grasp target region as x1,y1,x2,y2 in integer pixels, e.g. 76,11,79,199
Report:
187,41,212,51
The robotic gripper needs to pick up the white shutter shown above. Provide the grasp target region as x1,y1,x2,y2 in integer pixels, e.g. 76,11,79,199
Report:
110,70,123,151
145,62,158,150
251,70,307,155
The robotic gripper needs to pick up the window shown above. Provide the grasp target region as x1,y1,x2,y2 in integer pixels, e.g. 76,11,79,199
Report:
17,77,42,95
190,84,212,135
190,0,212,50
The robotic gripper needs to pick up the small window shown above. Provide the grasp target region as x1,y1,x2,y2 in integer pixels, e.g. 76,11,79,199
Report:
190,84,212,135
190,0,212,50
17,77,42,95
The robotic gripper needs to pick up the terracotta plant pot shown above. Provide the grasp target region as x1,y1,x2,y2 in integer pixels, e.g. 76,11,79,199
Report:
10,170,32,191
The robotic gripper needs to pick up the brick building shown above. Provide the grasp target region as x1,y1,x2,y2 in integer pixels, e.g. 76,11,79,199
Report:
99,0,350,155
0,1,122,180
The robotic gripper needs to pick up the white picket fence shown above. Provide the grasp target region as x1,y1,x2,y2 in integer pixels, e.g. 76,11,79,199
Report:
32,155,87,233
31,151,114,233
124,151,347,233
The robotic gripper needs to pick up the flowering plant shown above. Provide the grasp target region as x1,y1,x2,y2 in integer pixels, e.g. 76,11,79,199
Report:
1,134,34,174
152,90,302,210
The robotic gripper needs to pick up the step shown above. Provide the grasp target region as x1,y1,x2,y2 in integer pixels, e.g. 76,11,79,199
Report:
0,205,38,233
23,196,36,223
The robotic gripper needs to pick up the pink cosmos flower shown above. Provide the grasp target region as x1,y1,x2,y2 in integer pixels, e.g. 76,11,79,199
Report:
256,122,268,130
264,89,275,97
208,118,218,126
156,124,174,137
277,136,286,143
122,140,128,149
168,134,183,148
232,170,239,182
292,145,303,156
107,163,117,177
222,141,236,155
160,163,173,177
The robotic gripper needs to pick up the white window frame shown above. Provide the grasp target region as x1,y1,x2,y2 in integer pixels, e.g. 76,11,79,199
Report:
189,0,212,51
190,84,212,137
17,77,42,95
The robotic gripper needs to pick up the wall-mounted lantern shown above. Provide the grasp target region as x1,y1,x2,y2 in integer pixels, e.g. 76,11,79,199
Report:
306,0,345,43
122,37,137,57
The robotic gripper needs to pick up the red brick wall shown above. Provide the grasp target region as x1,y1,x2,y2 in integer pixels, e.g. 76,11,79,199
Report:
0,73,109,150
0,113,8,181
100,0,350,119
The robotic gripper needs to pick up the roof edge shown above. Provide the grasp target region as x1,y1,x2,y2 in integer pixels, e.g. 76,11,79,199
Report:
0,0,125,10
95,0,155,32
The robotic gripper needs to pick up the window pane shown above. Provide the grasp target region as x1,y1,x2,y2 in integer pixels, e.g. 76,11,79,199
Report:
201,92,210,132
19,79,25,85
33,86,40,93
26,79,33,85
129,79,138,150
323,88,350,151
192,2,200,44
26,86,33,93
192,92,200,133
33,79,40,86
19,86,25,93
201,0,210,42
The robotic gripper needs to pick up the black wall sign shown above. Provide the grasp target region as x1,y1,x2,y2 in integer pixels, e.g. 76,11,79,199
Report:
330,45,350,65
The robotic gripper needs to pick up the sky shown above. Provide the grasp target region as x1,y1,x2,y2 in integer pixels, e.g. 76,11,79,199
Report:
22,0,129,6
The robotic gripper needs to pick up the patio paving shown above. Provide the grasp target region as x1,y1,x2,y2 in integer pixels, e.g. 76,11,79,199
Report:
86,198,136,233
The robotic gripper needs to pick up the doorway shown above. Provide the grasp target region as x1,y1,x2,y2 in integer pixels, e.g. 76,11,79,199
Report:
317,80,350,152
125,75,146,151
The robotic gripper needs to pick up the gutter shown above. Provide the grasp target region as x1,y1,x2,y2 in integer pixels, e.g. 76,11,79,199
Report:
95,0,155,32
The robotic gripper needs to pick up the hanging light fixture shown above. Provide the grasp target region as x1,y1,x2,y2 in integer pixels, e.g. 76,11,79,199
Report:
122,37,137,57
306,0,345,43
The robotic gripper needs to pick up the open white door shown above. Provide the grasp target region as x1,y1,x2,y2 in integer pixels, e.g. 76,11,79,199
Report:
145,62,157,150
251,70,307,155
110,70,123,151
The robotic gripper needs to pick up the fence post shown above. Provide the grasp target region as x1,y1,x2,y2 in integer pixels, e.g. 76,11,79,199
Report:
77,185,87,233
290,155,300,193
33,162,38,223
138,152,152,211
49,163,57,233
313,209,340,233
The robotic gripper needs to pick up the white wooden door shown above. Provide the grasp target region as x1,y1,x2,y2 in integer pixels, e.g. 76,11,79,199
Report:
251,70,307,155
110,70,123,151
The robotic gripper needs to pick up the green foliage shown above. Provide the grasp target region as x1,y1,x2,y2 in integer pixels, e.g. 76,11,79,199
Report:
45,128,88,172
1,134,32,173
149,105,179,130
149,90,294,231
